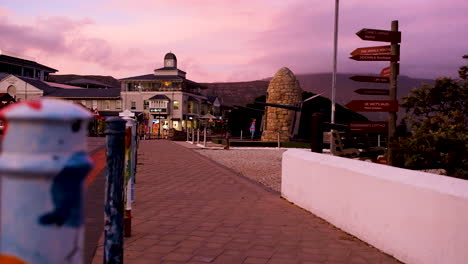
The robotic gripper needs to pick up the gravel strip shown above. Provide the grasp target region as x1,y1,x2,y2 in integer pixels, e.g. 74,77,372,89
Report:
195,148,286,192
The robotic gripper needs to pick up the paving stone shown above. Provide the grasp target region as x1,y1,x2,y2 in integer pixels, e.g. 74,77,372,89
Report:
90,140,402,264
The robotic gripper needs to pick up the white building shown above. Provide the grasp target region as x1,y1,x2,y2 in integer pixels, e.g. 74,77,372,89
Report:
119,52,220,135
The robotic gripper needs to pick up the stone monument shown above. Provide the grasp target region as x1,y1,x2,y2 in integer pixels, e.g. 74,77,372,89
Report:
261,67,302,142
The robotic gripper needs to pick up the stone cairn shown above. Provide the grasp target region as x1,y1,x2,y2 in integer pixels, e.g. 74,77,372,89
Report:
261,67,302,142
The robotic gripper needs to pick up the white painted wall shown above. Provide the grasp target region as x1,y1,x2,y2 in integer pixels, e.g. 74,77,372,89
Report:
0,75,43,100
282,149,468,264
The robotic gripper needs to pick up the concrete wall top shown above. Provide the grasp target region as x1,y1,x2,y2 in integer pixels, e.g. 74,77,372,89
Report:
285,149,468,199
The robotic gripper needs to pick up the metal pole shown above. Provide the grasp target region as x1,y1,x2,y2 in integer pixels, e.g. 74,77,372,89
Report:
331,0,339,124
197,129,200,144
0,99,93,264
330,0,340,155
378,134,381,147
388,20,399,166
187,127,189,141
104,117,126,264
240,130,243,140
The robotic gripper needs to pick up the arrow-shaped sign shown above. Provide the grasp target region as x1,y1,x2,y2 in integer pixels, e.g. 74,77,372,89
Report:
356,28,401,43
354,89,389,95
350,55,399,62
350,45,391,56
380,66,391,77
350,76,389,83
349,121,388,134
345,100,399,112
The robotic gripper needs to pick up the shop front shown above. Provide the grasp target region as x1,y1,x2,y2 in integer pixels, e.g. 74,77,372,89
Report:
150,114,167,138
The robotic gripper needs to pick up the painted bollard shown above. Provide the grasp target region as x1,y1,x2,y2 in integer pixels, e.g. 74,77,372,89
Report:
103,117,126,264
131,119,136,202
0,99,93,264
121,116,135,237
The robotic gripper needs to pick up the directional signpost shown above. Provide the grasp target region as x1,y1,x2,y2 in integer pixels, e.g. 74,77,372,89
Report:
356,28,401,43
350,45,391,56
345,100,398,112
350,76,389,83
349,121,388,134
354,89,389,95
350,55,399,62
380,66,390,77
349,20,401,165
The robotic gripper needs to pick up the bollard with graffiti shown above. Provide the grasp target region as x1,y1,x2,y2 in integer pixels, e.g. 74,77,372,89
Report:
103,117,126,264
0,99,93,264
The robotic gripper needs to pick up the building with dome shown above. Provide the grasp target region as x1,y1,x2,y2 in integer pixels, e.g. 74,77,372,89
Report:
119,52,220,136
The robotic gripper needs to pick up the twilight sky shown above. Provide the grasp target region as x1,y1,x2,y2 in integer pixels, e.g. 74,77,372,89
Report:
0,0,467,82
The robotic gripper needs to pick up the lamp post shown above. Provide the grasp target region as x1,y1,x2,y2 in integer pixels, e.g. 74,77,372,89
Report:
331,0,339,124
330,0,340,154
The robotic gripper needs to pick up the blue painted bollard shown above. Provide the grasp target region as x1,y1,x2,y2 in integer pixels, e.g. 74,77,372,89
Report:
0,99,93,264
103,117,126,264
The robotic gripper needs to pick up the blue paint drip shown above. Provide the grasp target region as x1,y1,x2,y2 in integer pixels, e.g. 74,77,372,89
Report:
38,151,92,227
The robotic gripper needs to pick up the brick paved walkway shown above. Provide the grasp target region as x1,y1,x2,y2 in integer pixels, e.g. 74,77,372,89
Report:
92,140,400,264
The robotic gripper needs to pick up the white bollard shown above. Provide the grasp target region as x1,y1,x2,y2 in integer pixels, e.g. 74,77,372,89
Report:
0,99,93,264
192,128,195,144
121,116,136,237
203,127,207,147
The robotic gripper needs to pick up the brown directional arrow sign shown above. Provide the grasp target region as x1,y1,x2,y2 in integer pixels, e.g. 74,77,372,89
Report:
350,45,391,56
350,55,399,62
345,100,399,112
354,89,389,95
350,76,389,83
357,28,401,43
349,121,388,134
380,66,391,77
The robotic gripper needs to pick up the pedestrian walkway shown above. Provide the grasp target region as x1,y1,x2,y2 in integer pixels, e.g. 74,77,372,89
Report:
92,140,400,264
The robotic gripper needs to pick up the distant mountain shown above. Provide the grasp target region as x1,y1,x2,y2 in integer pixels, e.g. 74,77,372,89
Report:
204,73,434,121
48,74,120,88
201,81,269,107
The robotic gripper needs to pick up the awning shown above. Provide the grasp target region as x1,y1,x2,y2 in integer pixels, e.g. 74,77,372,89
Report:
200,113,216,119
187,96,200,102
149,94,170,101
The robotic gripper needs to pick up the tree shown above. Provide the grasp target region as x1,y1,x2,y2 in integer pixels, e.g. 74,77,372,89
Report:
394,58,468,179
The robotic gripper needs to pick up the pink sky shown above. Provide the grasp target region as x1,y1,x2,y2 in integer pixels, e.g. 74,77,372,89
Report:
0,0,467,82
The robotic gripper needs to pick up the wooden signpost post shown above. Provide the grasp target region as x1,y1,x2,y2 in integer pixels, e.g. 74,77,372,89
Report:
349,21,401,165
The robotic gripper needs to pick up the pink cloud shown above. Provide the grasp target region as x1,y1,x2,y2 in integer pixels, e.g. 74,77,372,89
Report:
0,0,466,82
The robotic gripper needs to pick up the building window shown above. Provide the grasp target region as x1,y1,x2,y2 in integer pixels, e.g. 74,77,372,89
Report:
131,101,136,110
144,100,149,110
116,100,122,109
173,100,179,110
104,100,110,110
